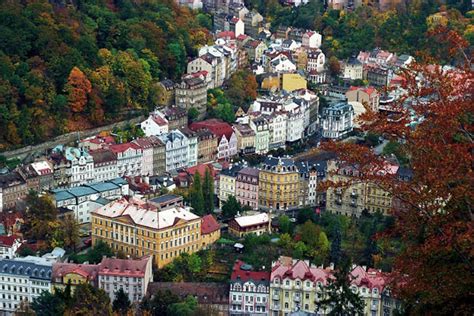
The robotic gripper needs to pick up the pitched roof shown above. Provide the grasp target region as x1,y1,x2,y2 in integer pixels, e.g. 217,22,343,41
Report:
0,235,20,247
233,213,269,228
109,142,140,154
230,260,270,283
98,256,150,277
201,215,220,235
189,119,234,141
90,149,117,164
52,262,99,280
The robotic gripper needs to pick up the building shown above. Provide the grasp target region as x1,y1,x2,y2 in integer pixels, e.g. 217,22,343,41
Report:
201,214,221,249
109,143,143,177
0,256,52,314
148,136,166,176
0,235,22,259
157,79,175,107
302,31,322,49
148,282,229,315
242,10,264,38
140,113,169,137
281,73,307,92
175,76,208,116
190,119,238,161
0,171,28,212
321,102,354,139
91,197,203,268
235,167,259,210
161,107,188,131
346,86,380,112
179,127,199,168
228,213,270,237
89,149,118,183
52,262,99,292
53,179,128,224
196,129,218,163
158,130,189,172
132,138,154,176
365,65,390,87
343,56,363,80
243,40,267,62
270,256,400,316
233,124,256,155
98,256,153,302
219,164,244,208
266,113,287,150
229,260,270,315
249,117,270,154
306,49,325,73
258,157,300,211
269,55,296,73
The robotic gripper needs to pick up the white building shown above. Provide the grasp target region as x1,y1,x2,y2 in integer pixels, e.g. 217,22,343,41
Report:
53,147,95,188
307,49,325,73
0,256,52,314
321,102,354,139
249,117,270,154
286,111,305,143
229,260,270,316
267,112,287,150
140,114,169,137
269,54,296,73
302,31,322,49
89,149,118,183
98,256,153,303
217,133,238,161
218,164,243,208
343,56,364,80
158,130,190,172
0,236,22,260
53,179,128,224
110,143,143,177
132,138,154,176
180,128,198,168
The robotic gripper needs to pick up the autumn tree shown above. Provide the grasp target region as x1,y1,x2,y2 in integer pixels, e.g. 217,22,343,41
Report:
61,215,80,252
321,30,474,314
328,56,341,78
22,191,59,246
66,283,112,315
66,67,91,114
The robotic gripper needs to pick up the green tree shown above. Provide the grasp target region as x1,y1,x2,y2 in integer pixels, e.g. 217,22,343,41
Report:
221,195,241,219
203,168,214,214
187,107,199,122
319,259,365,316
190,173,204,215
278,215,292,234
167,296,198,316
68,283,112,315
112,288,131,316
31,291,66,316
330,228,342,267
297,208,315,224
299,220,321,249
142,290,181,316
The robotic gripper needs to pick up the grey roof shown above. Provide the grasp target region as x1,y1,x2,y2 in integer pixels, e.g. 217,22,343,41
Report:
0,171,26,189
86,182,119,193
0,257,52,280
150,194,182,204
263,156,295,167
220,164,244,177
238,167,260,177
109,177,127,186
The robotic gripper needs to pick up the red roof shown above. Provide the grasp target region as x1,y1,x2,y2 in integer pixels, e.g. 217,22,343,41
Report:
189,119,234,141
0,235,20,247
237,34,248,41
109,142,140,153
348,86,377,96
186,163,218,179
98,256,150,277
201,215,220,235
151,115,168,126
52,262,99,280
217,31,236,39
231,260,270,282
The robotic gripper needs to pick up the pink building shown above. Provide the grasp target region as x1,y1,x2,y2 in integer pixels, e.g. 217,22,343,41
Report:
235,167,260,210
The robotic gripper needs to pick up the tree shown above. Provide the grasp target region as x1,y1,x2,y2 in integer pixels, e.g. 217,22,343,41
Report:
319,258,365,315
321,30,474,313
142,290,181,316
190,173,204,215
167,296,198,316
61,215,80,252
299,220,321,249
297,208,315,224
66,67,92,114
188,107,199,122
67,283,112,315
278,215,292,234
203,168,215,214
330,228,342,267
221,195,241,219
328,56,341,78
112,289,131,316
32,291,66,316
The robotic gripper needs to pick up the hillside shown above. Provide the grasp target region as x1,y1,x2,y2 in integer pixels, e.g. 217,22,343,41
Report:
0,0,211,150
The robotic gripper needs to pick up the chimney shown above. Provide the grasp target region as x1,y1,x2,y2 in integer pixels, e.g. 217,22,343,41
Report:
329,263,334,270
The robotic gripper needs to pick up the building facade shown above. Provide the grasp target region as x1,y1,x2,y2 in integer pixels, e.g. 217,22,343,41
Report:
158,130,190,172
219,164,243,208
321,102,354,139
235,167,259,210
228,213,270,238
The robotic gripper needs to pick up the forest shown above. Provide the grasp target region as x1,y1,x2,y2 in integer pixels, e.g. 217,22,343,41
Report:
0,0,212,150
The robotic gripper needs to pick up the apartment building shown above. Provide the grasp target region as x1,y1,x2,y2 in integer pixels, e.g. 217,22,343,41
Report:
219,164,243,208
0,171,28,212
229,260,270,315
175,76,208,116
196,129,218,163
109,143,143,177
89,149,118,183
235,167,259,210
321,102,354,140
91,197,203,268
158,130,190,172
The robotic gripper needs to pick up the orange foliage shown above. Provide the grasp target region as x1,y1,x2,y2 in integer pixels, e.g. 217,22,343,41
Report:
66,66,92,114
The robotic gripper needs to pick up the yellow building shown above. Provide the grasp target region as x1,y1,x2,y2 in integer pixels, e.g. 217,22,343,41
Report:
200,214,221,249
91,197,204,268
258,157,300,211
326,160,396,217
260,73,281,92
52,262,99,293
281,73,307,92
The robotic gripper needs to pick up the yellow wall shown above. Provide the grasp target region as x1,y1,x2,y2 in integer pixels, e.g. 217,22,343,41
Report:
261,76,280,91
281,74,307,92
259,169,300,211
201,230,221,249
92,215,203,268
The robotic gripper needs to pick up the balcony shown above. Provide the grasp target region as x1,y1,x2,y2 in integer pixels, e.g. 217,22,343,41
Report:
272,294,280,300
272,304,280,310
293,295,301,302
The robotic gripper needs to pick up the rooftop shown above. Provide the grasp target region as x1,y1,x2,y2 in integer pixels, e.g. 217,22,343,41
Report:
230,260,270,283
99,256,150,277
234,213,269,228
201,215,220,235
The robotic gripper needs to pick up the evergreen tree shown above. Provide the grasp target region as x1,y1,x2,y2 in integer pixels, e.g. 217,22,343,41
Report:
363,221,378,267
221,195,241,219
330,228,342,267
112,288,131,316
319,258,365,316
190,173,204,215
203,168,214,214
